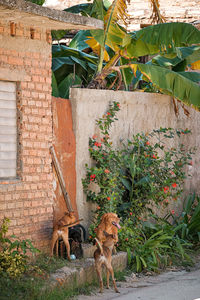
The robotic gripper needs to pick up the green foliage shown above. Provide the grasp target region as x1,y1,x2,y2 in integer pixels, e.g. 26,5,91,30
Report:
54,1,200,108
26,0,45,5
0,218,40,278
52,45,98,98
173,193,200,243
82,102,195,225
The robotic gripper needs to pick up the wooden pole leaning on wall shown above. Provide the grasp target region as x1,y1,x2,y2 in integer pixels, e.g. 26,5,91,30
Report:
50,146,74,213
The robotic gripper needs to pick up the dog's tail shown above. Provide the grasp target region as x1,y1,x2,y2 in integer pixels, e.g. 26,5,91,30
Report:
94,237,103,255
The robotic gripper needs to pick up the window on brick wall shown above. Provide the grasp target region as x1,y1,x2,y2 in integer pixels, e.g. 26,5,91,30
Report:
0,81,17,179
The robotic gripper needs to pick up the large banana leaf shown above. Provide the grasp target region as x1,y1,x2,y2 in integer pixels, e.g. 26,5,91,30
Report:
69,30,91,50
127,23,200,58
151,46,200,68
58,73,82,99
129,63,200,109
64,3,93,16
52,46,98,65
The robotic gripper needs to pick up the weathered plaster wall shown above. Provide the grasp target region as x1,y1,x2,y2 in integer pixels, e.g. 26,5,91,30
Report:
0,20,53,251
70,88,200,231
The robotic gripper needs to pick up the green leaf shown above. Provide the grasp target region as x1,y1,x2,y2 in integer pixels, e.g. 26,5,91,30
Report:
120,178,131,191
52,72,59,97
127,247,132,265
64,3,93,16
58,73,82,99
69,30,91,50
135,63,200,109
127,23,200,58
178,72,200,83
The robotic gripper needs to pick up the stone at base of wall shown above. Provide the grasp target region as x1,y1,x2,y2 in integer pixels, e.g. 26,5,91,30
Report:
48,251,127,289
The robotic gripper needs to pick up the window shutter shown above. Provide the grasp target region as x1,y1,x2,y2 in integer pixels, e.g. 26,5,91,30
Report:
0,81,17,178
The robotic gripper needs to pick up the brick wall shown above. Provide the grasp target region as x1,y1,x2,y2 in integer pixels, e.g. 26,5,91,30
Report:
128,0,200,30
0,21,53,251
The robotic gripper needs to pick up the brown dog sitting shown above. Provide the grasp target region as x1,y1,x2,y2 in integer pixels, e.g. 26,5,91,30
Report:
96,213,121,246
94,231,120,294
50,211,78,261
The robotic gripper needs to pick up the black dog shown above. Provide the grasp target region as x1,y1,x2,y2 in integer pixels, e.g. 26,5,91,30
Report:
68,224,86,258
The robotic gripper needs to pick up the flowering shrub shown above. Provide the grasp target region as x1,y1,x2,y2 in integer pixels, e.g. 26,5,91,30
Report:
83,102,195,234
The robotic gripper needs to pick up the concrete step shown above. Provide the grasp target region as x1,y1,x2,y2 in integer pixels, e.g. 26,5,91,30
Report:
82,242,96,258
49,251,128,289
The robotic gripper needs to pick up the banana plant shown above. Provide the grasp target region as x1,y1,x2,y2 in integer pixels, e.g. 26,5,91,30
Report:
52,0,200,109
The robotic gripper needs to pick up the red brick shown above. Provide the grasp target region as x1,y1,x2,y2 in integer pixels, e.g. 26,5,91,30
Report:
8,56,23,65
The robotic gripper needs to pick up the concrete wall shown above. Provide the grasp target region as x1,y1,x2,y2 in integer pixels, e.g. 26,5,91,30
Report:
0,20,53,250
70,88,200,231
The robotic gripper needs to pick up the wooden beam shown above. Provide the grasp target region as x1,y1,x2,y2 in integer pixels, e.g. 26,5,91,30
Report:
50,146,74,212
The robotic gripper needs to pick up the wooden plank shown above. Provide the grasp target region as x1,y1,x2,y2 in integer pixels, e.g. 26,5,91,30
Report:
0,151,16,159
0,100,16,109
0,117,16,126
0,169,16,177
0,159,16,169
0,108,16,118
0,135,16,143
0,143,16,151
0,126,16,134
0,81,16,92
0,91,16,101
50,146,74,212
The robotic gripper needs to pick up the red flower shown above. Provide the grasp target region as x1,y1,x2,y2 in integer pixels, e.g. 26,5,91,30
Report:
152,154,157,159
97,206,100,210
172,183,177,188
130,212,133,216
107,112,111,116
107,197,111,201
90,174,96,181
117,103,120,108
94,142,101,147
92,135,97,140
146,141,150,145
163,186,169,193
104,169,110,174
171,209,175,215
125,238,128,241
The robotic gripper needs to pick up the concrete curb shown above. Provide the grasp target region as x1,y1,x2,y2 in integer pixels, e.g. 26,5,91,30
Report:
49,251,127,289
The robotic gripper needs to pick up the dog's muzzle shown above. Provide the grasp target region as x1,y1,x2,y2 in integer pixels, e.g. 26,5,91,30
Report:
112,221,121,229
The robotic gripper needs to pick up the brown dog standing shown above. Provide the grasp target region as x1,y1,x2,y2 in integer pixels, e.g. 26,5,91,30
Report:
96,213,121,245
50,211,76,261
94,231,120,293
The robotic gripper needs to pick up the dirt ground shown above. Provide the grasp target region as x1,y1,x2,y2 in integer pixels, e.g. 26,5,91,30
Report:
76,254,200,300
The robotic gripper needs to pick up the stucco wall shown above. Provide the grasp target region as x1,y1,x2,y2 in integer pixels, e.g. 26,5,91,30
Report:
70,88,200,232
